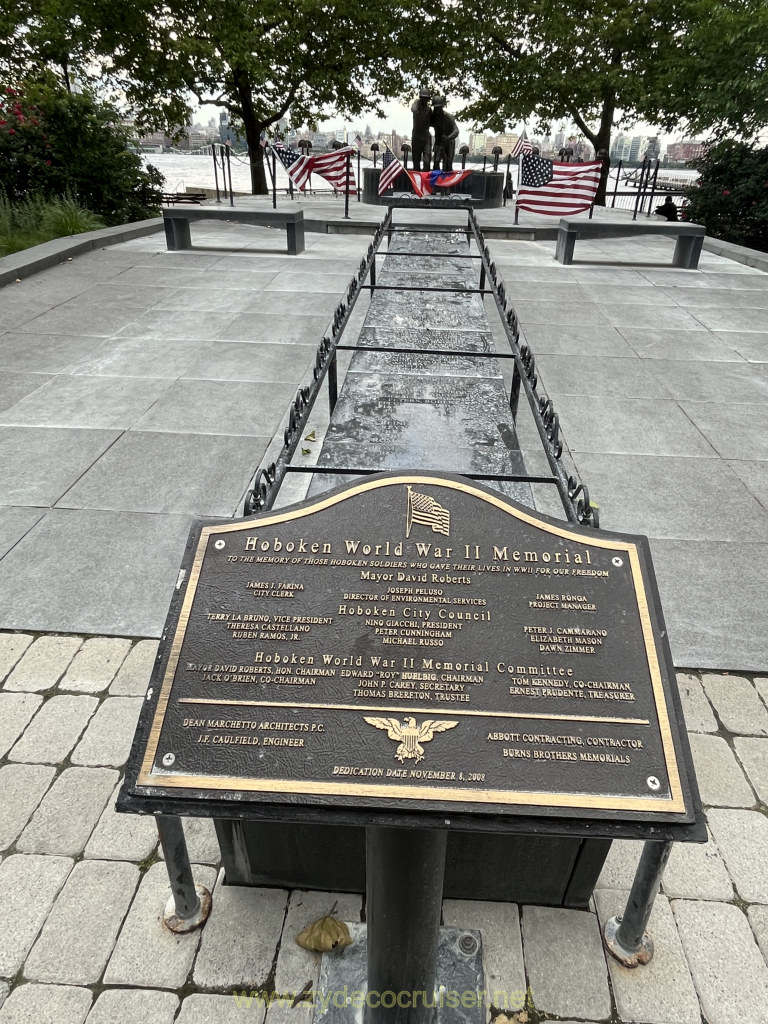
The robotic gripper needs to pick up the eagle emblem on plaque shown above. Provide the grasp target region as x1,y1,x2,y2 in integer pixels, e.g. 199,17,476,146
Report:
364,716,458,764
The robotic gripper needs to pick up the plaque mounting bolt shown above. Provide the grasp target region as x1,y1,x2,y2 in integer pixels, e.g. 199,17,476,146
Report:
612,556,623,567
162,752,176,767
647,776,660,791
214,540,226,550
458,933,478,956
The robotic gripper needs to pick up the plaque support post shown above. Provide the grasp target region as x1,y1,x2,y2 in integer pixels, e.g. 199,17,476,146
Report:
157,815,212,933
603,839,672,967
365,827,447,1024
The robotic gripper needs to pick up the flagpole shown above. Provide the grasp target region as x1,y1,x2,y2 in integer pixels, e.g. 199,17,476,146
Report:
344,150,351,220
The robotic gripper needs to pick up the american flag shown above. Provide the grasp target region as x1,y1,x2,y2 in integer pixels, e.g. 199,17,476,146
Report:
313,147,357,193
510,130,533,158
354,134,363,148
408,169,472,198
272,143,313,190
378,145,405,194
516,155,602,216
406,487,450,538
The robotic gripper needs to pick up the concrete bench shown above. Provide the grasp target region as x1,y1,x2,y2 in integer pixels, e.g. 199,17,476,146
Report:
555,217,706,269
162,206,305,254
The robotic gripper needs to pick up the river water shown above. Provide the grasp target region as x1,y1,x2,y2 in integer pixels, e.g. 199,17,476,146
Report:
142,153,697,205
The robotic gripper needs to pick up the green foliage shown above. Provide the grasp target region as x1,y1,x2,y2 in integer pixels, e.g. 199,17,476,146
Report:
684,141,768,253
0,78,162,223
0,193,103,255
419,0,768,194
1,0,423,194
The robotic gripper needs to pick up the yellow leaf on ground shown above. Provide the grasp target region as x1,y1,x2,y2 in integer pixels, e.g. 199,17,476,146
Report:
295,917,352,952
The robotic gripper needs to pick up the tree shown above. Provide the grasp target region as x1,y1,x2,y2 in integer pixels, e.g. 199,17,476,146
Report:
421,0,768,204
684,141,768,253
3,0,421,195
0,78,163,223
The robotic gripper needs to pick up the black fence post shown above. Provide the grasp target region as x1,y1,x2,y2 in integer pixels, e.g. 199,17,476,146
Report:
226,144,234,206
212,147,221,204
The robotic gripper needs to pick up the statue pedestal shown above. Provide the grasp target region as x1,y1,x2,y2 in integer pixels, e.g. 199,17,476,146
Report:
362,168,503,208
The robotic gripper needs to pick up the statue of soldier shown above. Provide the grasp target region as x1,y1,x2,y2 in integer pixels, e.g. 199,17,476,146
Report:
410,88,432,171
430,97,459,172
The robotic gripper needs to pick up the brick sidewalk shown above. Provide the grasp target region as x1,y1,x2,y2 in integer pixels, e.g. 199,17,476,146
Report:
1,631,768,1024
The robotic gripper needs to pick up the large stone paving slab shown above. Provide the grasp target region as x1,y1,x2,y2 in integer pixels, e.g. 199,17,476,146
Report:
572,453,768,541
132,379,295,436
0,508,44,558
650,540,768,670
0,375,172,430
57,431,268,516
0,510,197,637
0,426,121,505
0,332,108,372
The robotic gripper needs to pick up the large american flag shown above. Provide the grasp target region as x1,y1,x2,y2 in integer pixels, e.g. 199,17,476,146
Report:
272,143,357,193
378,145,405,194
313,147,357,193
516,155,601,216
510,130,533,158
272,143,313,190
408,169,472,198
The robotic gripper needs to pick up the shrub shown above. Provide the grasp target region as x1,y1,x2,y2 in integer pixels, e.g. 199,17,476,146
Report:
0,78,163,225
684,141,768,253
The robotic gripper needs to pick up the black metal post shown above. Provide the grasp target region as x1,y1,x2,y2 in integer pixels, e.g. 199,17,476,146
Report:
646,159,660,217
212,147,221,204
226,145,234,206
357,148,361,202
156,815,212,933
272,149,277,209
603,840,673,966
509,363,522,420
365,827,447,1024
611,160,622,208
482,155,487,174
370,253,376,294
344,151,351,219
328,352,338,413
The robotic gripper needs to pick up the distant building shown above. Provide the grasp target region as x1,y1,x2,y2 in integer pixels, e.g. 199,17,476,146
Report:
484,133,519,156
628,135,649,162
666,140,705,163
469,132,486,156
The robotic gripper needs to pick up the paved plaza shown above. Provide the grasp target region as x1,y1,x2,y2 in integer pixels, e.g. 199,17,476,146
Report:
1,203,768,1023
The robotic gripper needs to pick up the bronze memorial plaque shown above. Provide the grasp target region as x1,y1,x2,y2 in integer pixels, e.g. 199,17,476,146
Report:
137,474,693,821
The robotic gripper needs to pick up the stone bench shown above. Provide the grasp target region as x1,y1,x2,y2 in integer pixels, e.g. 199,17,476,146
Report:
162,206,305,254
555,217,706,269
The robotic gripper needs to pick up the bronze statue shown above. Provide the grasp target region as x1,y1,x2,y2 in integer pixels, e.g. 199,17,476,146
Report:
430,97,459,172
410,88,432,172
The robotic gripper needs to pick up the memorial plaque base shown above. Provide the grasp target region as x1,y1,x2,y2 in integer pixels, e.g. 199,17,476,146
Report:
315,925,485,1024
214,820,610,909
